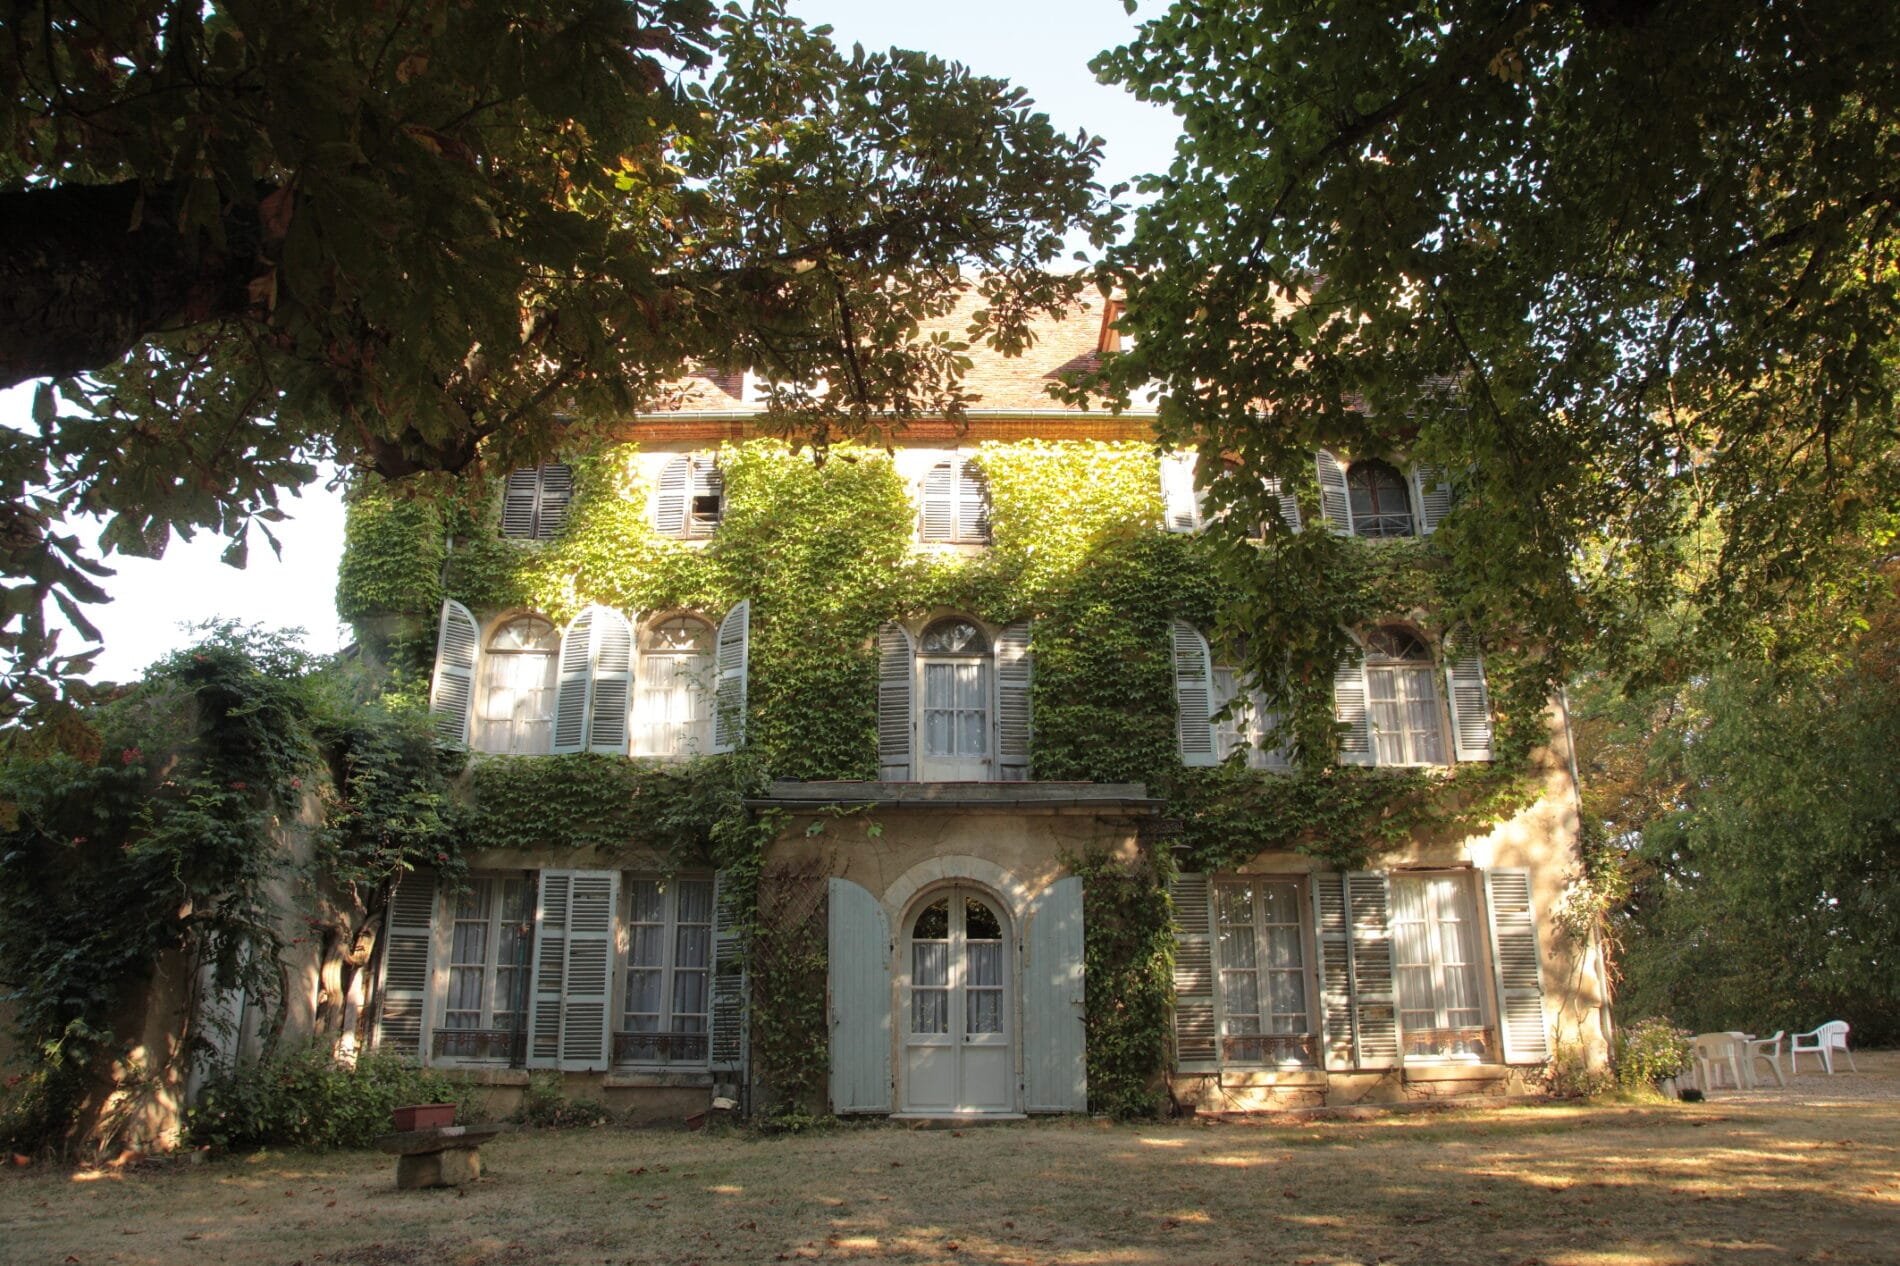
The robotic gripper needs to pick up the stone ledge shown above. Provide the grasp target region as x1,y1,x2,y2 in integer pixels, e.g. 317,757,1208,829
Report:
1402,1063,1510,1084
602,1070,716,1089
1218,1068,1329,1089
437,1066,532,1087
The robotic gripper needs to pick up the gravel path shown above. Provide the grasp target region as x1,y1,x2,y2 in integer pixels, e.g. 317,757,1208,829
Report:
1701,1045,1899,1105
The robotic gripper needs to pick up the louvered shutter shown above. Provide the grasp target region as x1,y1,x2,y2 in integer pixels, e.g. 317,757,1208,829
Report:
1334,640,1374,765
1309,873,1356,1071
709,869,748,1076
501,468,540,538
1410,464,1452,535
587,607,633,755
1442,632,1495,762
1264,474,1302,533
1173,621,1218,767
1484,868,1551,1065
995,619,1032,781
374,869,438,1061
654,456,690,537
957,458,991,543
921,461,954,541
1316,450,1353,535
527,870,570,1069
1023,876,1087,1112
428,600,480,748
551,608,596,754
876,623,914,780
560,870,617,1070
1346,871,1400,1069
828,878,893,1113
1160,452,1202,533
1170,872,1217,1072
711,600,749,754
538,463,574,537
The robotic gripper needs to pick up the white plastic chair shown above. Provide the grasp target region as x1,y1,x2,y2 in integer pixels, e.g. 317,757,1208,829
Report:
1692,1033,1748,1090
1790,1020,1857,1074
1744,1031,1786,1087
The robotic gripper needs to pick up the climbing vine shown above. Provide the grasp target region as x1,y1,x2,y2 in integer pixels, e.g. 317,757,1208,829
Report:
1066,848,1175,1120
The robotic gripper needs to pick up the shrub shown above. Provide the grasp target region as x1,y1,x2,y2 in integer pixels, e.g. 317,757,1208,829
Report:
1614,1017,1694,1089
516,1072,613,1128
1545,1040,1615,1098
185,1045,465,1151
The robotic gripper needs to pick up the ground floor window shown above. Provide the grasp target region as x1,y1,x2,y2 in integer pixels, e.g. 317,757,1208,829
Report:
617,876,715,1066
436,874,534,1062
1213,878,1315,1065
1390,873,1492,1060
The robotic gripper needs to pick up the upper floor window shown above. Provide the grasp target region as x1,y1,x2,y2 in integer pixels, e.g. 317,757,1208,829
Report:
921,457,991,544
634,615,714,757
501,463,574,540
1172,621,1290,770
654,455,724,539
875,615,1031,782
475,615,559,754
1334,624,1494,767
1161,451,1301,537
1346,460,1415,538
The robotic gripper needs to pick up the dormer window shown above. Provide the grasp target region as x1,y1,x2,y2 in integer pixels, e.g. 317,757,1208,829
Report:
1346,460,1415,538
500,463,574,540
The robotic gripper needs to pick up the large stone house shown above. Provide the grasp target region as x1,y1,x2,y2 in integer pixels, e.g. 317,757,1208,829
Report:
361,294,1608,1122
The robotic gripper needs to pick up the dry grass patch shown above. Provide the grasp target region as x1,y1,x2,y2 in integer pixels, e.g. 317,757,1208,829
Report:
6,1055,1900,1266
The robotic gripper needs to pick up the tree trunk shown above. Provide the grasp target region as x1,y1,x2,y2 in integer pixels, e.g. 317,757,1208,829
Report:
0,180,267,388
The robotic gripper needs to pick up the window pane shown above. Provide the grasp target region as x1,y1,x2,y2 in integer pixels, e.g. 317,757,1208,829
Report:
630,879,665,926
912,989,949,1034
964,898,1002,941
967,988,1003,1034
913,940,949,987
913,899,949,940
967,940,1002,988
676,880,714,927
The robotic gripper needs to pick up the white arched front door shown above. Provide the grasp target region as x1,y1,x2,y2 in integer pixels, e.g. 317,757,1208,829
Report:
902,888,1014,1113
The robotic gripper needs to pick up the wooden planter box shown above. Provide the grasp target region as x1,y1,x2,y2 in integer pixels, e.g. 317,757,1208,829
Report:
392,1103,457,1132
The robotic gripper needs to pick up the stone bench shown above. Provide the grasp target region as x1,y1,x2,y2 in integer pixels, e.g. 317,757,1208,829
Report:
374,1125,506,1189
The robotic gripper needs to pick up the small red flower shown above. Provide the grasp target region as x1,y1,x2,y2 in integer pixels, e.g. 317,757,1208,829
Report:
71,836,86,845
229,781,247,790
290,777,302,790
435,852,448,862
121,747,142,765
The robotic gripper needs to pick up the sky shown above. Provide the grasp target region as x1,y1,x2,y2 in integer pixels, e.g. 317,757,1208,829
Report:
6,0,1182,684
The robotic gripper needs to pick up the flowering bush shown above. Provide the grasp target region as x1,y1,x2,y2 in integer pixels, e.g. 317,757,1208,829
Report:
1614,1017,1694,1089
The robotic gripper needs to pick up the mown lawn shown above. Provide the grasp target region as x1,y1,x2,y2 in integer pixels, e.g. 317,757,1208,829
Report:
6,1060,1899,1266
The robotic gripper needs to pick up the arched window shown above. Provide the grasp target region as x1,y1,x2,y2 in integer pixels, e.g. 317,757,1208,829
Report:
634,615,714,757
921,457,991,543
1346,460,1415,538
917,618,990,779
1363,626,1447,765
476,615,559,754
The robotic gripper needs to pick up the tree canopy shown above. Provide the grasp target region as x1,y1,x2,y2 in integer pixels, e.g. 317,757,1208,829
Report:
1090,0,1900,695
0,0,1111,724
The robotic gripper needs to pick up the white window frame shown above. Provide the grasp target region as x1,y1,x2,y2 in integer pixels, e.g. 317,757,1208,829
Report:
1211,665,1292,770
431,872,536,1066
614,873,716,1068
1363,629,1452,767
632,613,715,758
1389,871,1494,1063
474,614,560,755
1345,458,1417,539
914,616,994,781
1211,877,1319,1067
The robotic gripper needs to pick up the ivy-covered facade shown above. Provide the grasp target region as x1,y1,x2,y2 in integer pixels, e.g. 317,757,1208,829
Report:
340,297,1607,1120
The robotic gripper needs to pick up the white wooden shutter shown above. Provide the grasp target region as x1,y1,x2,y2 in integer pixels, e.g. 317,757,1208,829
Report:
1160,451,1202,533
709,869,748,1075
587,607,634,755
1172,621,1218,767
653,456,690,537
1346,871,1400,1069
527,870,570,1069
1316,449,1353,535
1484,868,1551,1065
827,878,892,1113
920,460,954,540
711,600,750,754
1333,639,1374,765
551,608,596,754
559,870,618,1071
1309,872,1356,1071
538,463,574,537
876,623,914,780
1410,464,1452,535
688,460,724,538
427,600,480,748
501,468,540,538
1170,872,1218,1072
1023,876,1087,1112
957,458,991,543
1264,474,1302,533
995,619,1032,781
1443,631,1495,762
374,869,438,1061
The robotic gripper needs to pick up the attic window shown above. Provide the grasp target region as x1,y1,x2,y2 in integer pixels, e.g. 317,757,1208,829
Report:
920,457,991,544
500,463,574,540
1346,460,1414,538
655,455,724,539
